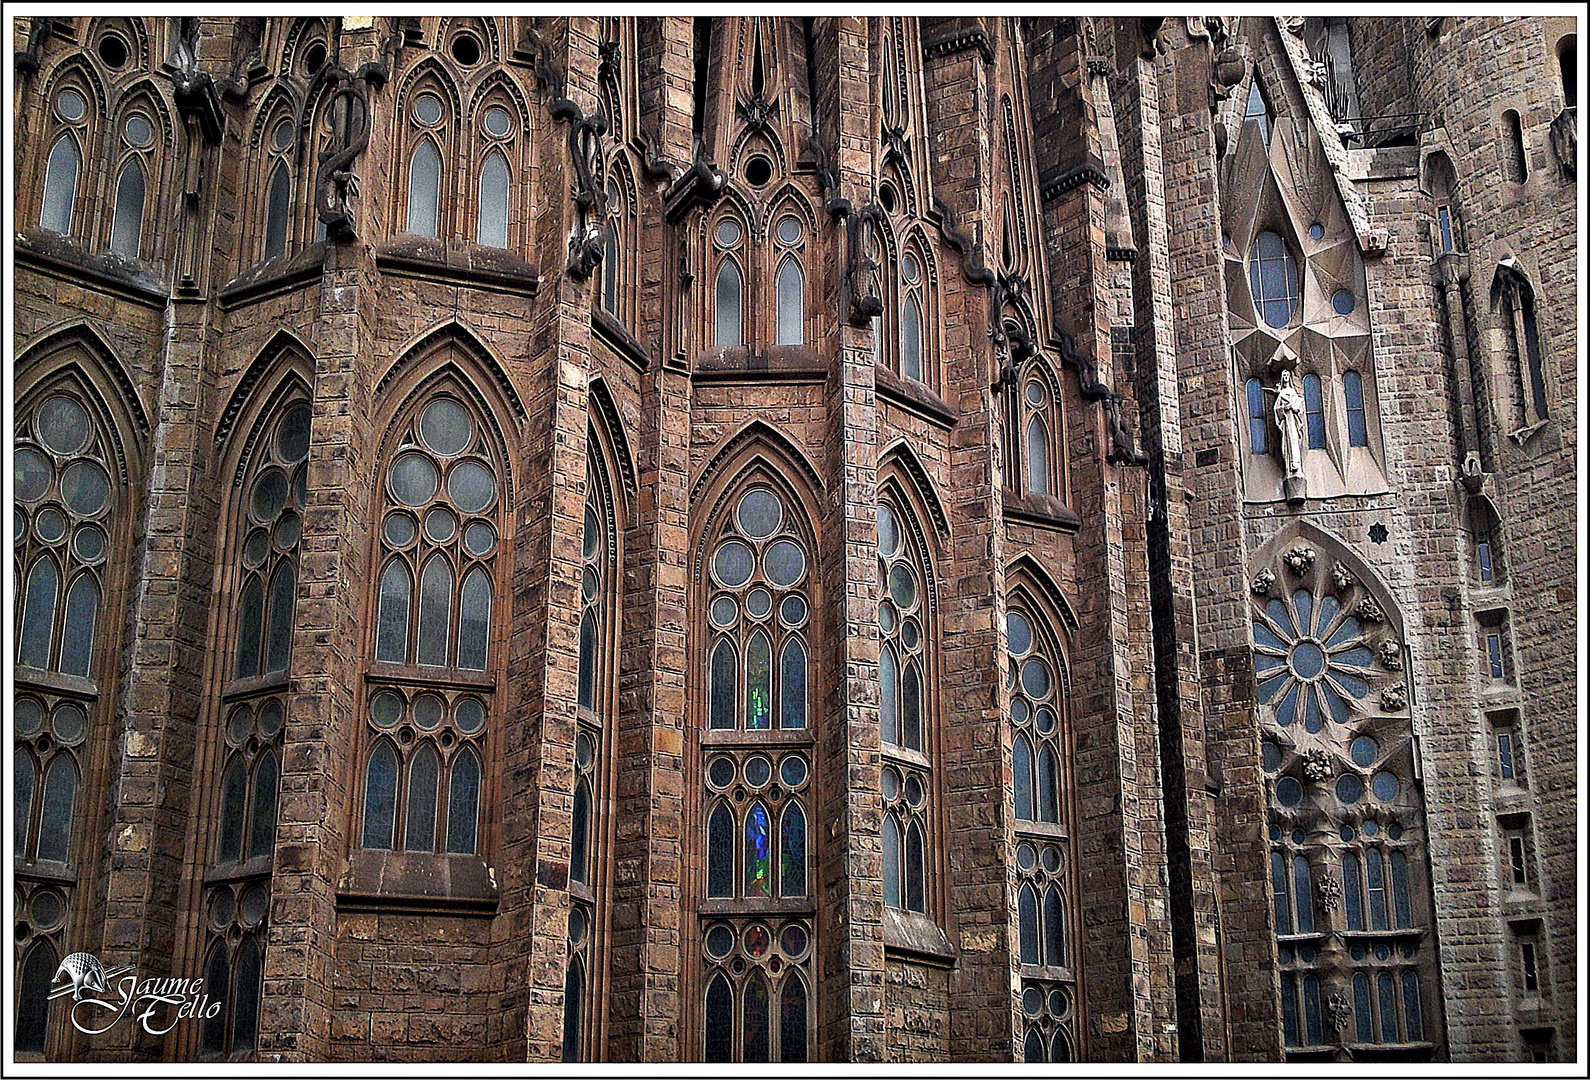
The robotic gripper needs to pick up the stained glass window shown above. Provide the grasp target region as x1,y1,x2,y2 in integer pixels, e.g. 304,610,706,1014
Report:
1249,232,1299,329
407,140,442,237
40,135,79,235
1303,374,1325,449
477,150,510,249
1343,371,1368,447
110,159,146,258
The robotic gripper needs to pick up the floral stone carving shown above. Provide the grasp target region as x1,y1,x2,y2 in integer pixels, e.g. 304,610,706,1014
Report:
1317,872,1342,911
1302,748,1334,781
1330,562,1355,591
1378,639,1403,670
1380,685,1407,711
1356,596,1385,623
1251,568,1276,596
1282,544,1317,575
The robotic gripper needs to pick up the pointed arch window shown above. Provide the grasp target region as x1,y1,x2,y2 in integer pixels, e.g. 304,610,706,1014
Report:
16,940,57,1055
775,257,804,346
264,164,291,261
1011,367,1062,499
1250,232,1300,329
1302,373,1326,449
110,159,146,258
1245,78,1272,146
40,135,80,235
1253,548,1441,1057
1343,371,1368,447
359,390,502,858
698,478,815,1061
477,150,510,248
1495,265,1549,427
715,258,744,349
407,139,443,238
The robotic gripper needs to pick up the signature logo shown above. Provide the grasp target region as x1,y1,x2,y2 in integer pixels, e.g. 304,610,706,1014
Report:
50,952,222,1037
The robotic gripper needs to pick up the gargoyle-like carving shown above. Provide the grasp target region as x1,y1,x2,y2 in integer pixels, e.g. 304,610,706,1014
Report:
1139,17,1167,59
803,137,850,219
306,22,402,242
15,17,54,78
170,16,225,144
882,121,910,167
1330,562,1355,591
1378,639,1403,670
516,23,565,99
1380,685,1407,711
550,98,611,281
844,205,886,326
737,91,779,134
217,17,267,102
1356,596,1385,624
1252,568,1276,597
1282,545,1317,575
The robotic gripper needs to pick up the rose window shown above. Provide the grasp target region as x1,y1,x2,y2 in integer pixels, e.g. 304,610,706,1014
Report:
1252,588,1375,731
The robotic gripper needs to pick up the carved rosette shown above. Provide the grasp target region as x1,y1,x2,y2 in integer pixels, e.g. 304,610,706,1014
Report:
1283,545,1317,576
1251,567,1276,597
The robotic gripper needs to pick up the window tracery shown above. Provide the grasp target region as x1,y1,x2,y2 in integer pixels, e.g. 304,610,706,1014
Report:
1492,263,1550,429
712,215,746,350
40,85,91,236
14,380,128,1057
473,91,518,249
1251,539,1439,1058
697,477,814,1062
108,101,160,259
359,390,501,857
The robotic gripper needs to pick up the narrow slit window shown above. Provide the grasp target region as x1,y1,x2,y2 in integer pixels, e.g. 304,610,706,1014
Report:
404,743,440,850
40,135,80,234
416,556,454,666
407,140,442,237
775,258,804,346
58,573,99,677
1342,370,1368,446
1302,374,1326,449
18,558,60,670
1437,205,1455,254
477,150,509,249
1476,531,1495,583
1497,730,1515,780
247,751,279,861
1026,416,1050,495
901,295,923,381
1247,378,1267,454
376,561,412,663
1245,80,1271,145
264,163,291,261
715,260,743,349
445,746,481,854
362,741,398,849
36,755,78,862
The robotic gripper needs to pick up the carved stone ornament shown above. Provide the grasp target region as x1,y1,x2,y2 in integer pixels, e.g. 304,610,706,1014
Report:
845,206,886,326
1549,108,1577,180
1380,685,1407,712
1273,369,1308,482
1316,871,1342,911
550,98,611,281
1302,748,1333,781
306,22,401,242
1282,544,1317,576
1330,562,1355,592
1356,596,1385,623
1378,639,1403,670
1282,16,1307,35
1328,991,1353,1032
1251,568,1276,597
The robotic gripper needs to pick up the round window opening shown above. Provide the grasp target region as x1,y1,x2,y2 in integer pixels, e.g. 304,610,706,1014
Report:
98,35,129,69
1331,289,1356,316
413,94,443,127
56,90,86,123
304,42,328,76
451,34,482,66
484,106,513,139
879,184,897,214
1289,640,1326,680
744,156,773,187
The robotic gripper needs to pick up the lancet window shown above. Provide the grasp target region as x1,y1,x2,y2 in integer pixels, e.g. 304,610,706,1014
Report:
14,382,128,1055
109,104,158,259
1252,539,1439,1059
360,392,501,857
699,479,814,1062
39,86,91,236
876,494,933,917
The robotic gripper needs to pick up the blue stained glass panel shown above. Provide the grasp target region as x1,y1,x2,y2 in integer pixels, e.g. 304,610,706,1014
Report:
1303,973,1323,1045
707,803,734,897
780,803,806,898
1257,672,1288,705
1293,591,1314,635
710,640,736,729
1333,646,1374,670
1314,594,1340,636
1271,851,1292,934
780,638,806,729
1354,972,1374,1043
1247,379,1268,454
1267,599,1296,637
1378,972,1399,1042
1254,621,1289,652
1280,972,1300,1046
1330,671,1369,699
1293,856,1313,933
1402,972,1423,1042
1276,682,1299,727
1324,683,1354,725
1303,375,1325,448
745,802,772,897
1343,852,1364,930
1303,686,1324,732
1327,616,1363,649
1254,651,1286,673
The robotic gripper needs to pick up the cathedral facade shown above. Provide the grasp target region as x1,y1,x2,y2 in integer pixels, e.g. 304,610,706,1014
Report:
9,15,1578,1063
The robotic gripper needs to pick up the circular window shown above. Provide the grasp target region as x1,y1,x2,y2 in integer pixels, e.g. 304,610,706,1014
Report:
1275,776,1303,806
779,923,809,959
1331,289,1356,316
448,461,496,513
705,924,734,960
708,756,736,789
881,767,901,802
1024,381,1046,409
303,41,328,76
272,119,295,152
274,512,301,551
1371,771,1400,801
240,883,269,927
124,115,154,149
98,34,129,68
61,461,110,517
745,587,773,620
390,453,439,506
370,691,404,728
483,106,513,138
209,889,235,930
1016,842,1036,872
1248,231,1300,329
902,254,920,285
277,405,312,462
582,565,598,603
715,219,742,248
56,90,86,123
713,541,755,587
242,529,269,568
258,699,285,738
779,594,807,627
743,924,771,958
14,508,25,543
878,601,896,636
1308,222,1324,241
1350,736,1378,767
384,512,417,548
779,755,808,789
743,755,772,788
455,697,487,735
1022,987,1043,1017
424,507,457,543
29,889,65,931
1010,698,1028,726
744,156,772,187
1261,740,1282,773
1021,659,1051,700
583,506,601,559
1289,641,1326,680
73,524,107,564
413,694,444,730
736,489,783,539
15,449,52,502
901,618,920,652
1335,773,1363,803
776,217,803,245
709,594,738,628
226,704,253,746
451,33,482,66
904,775,924,808
1362,819,1379,837
413,93,444,127
35,507,67,544
464,520,496,557
1006,610,1033,656
37,396,91,456
887,563,917,610
575,731,595,770
420,399,473,456
764,541,806,587
1035,706,1056,736
251,469,289,523
52,703,86,744
17,697,47,737
879,184,897,214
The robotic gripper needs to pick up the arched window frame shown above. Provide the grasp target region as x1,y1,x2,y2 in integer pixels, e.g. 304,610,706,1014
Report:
1492,263,1551,429
246,96,304,267
395,68,460,240
1251,532,1441,1058
198,933,266,1058
1008,357,1066,501
1005,587,1080,1060
709,207,749,351
766,194,816,349
693,462,817,1062
467,82,526,250
105,93,168,261
599,155,639,327
894,235,936,388
36,72,98,238
357,374,508,865
14,359,142,1057
876,478,939,925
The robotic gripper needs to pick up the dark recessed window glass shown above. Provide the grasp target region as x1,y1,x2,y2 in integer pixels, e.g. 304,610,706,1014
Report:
1302,374,1325,449
446,746,481,854
1343,370,1368,446
1249,232,1299,329
264,164,290,261
478,151,509,249
110,160,146,258
362,741,398,848
1247,378,1267,454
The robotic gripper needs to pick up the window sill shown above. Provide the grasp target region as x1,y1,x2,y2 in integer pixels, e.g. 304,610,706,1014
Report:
14,666,96,698
15,227,169,307
217,242,327,309
1014,821,1070,842
875,365,957,430
591,307,651,373
14,860,77,886
881,745,931,771
882,907,955,968
365,664,496,691
1003,488,1082,532
696,898,815,918
336,850,500,915
374,237,539,298
700,727,813,748
692,345,827,384
204,857,274,886
1018,963,1075,983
